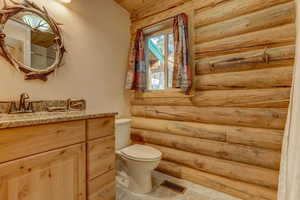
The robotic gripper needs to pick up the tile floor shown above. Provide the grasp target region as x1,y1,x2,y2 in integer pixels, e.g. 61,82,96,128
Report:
116,170,241,200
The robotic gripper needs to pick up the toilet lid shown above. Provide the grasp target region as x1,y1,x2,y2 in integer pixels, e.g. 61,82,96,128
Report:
120,144,162,161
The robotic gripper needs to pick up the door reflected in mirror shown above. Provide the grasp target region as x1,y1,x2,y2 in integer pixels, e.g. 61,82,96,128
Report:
4,11,57,70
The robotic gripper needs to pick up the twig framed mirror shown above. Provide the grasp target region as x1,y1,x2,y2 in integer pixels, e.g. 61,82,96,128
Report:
0,0,65,81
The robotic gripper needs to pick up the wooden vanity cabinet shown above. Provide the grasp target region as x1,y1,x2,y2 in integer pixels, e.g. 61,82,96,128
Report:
0,116,116,200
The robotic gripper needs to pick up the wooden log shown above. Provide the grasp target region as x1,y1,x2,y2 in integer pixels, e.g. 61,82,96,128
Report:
195,24,296,58
157,160,183,179
226,126,283,151
131,89,193,98
132,117,226,142
131,128,281,169
131,97,193,106
192,88,291,108
196,2,295,43
194,0,293,28
196,45,295,75
131,105,287,130
129,89,194,106
195,66,293,90
131,1,193,31
148,144,278,189
132,117,283,150
157,160,277,200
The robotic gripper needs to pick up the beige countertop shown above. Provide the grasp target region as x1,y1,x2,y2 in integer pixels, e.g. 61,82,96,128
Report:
0,111,117,129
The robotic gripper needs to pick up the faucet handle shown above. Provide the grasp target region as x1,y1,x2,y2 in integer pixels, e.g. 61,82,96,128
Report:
20,93,30,99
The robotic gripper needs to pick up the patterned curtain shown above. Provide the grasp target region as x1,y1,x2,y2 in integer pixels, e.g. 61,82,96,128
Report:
173,13,192,93
125,30,147,92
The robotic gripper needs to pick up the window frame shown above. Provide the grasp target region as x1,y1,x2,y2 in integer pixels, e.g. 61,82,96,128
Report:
145,27,174,91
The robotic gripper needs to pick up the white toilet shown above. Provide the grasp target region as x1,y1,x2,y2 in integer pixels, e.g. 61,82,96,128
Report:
115,119,162,194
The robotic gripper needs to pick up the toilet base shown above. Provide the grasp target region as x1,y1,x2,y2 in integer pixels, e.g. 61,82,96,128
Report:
117,153,161,194
127,167,152,194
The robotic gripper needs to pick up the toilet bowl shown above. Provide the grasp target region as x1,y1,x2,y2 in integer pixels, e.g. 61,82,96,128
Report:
115,119,162,194
117,144,161,193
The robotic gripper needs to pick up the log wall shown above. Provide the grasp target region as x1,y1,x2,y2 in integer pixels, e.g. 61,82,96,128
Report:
126,0,296,199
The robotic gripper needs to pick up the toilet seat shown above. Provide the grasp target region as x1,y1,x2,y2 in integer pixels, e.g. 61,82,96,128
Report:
120,144,162,162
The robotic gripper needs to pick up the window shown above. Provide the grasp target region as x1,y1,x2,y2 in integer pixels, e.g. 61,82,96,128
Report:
145,29,174,90
22,14,50,32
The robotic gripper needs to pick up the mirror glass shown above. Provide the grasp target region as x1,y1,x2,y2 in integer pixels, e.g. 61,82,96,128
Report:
3,11,57,70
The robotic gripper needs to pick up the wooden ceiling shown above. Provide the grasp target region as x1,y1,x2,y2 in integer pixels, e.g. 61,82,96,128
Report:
115,0,191,21
115,0,156,13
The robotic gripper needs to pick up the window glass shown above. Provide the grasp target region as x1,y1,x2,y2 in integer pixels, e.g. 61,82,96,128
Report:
147,34,165,90
146,29,174,91
168,33,174,88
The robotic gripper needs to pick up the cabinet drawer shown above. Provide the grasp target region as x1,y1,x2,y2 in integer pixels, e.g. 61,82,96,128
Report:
87,135,115,180
87,117,114,140
0,120,86,163
88,170,115,197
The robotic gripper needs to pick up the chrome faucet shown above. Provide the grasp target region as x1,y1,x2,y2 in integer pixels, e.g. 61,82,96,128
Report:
8,93,34,114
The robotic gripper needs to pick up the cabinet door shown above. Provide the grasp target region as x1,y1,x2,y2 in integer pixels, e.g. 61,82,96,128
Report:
0,144,86,200
87,135,115,180
88,181,115,200
88,170,115,200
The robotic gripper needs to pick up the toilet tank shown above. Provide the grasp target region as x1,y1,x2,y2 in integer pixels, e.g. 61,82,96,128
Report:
115,119,132,150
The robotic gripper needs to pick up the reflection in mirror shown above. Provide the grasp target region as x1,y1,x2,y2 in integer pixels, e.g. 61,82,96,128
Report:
3,11,57,70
